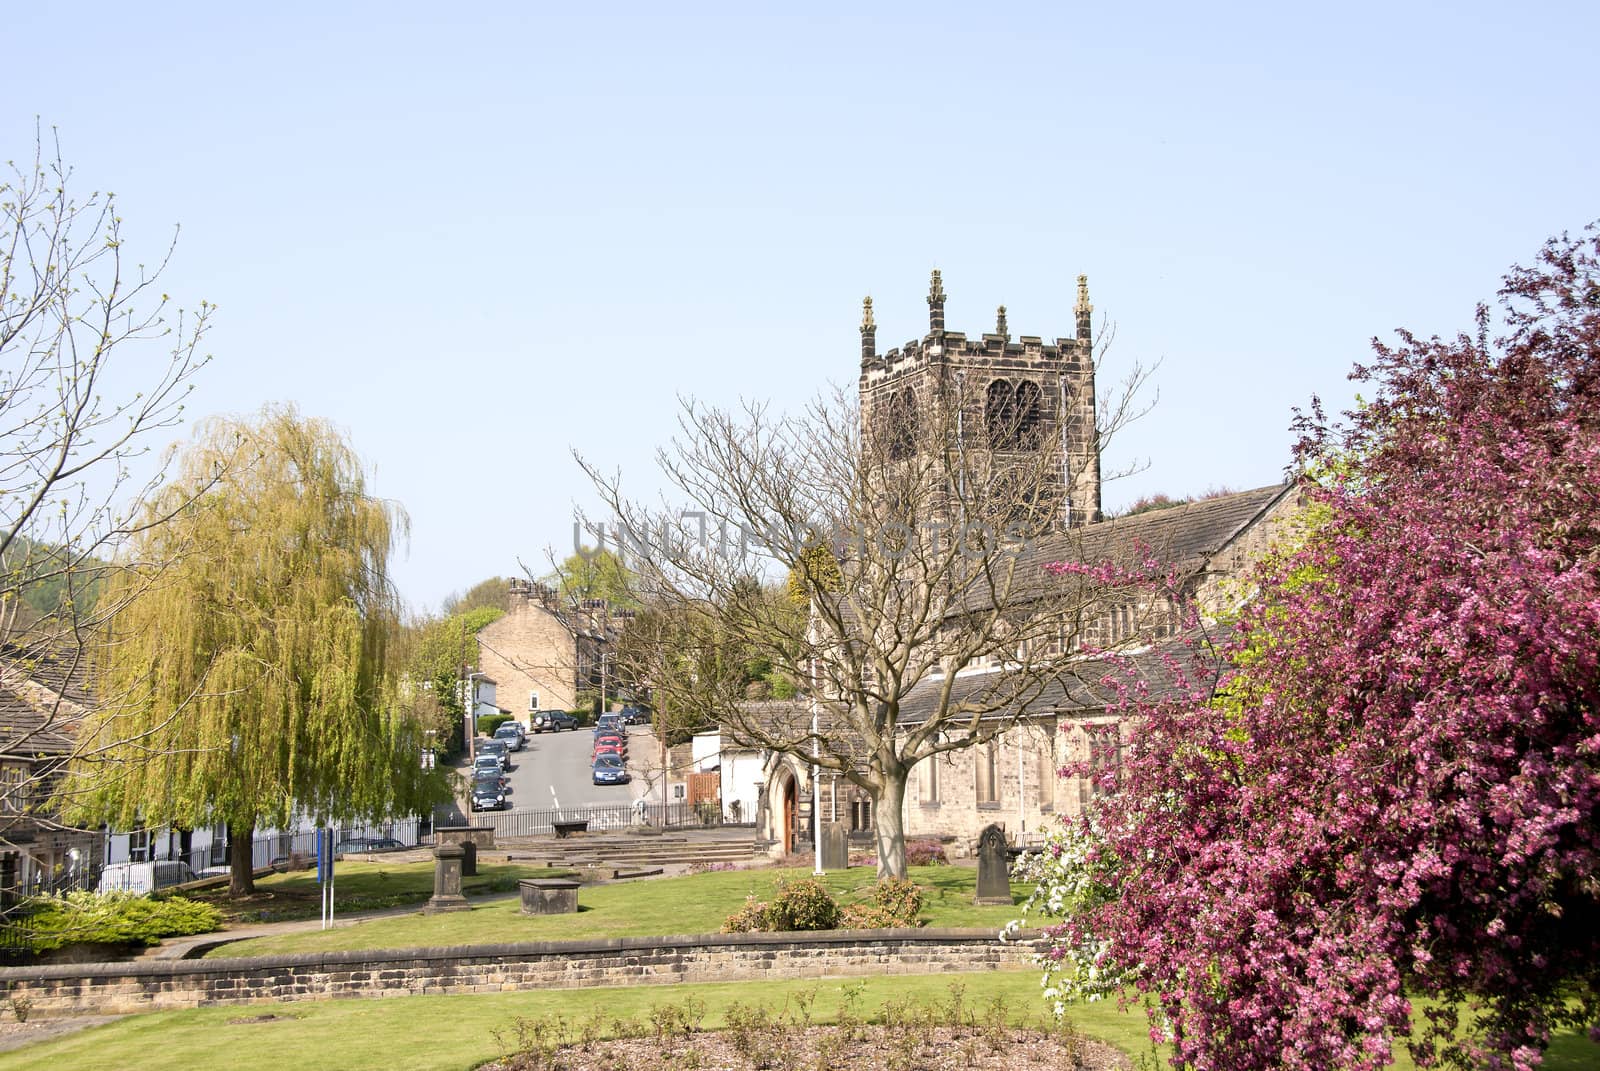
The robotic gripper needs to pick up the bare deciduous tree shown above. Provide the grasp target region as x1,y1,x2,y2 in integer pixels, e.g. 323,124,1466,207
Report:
0,126,214,901
586,347,1158,877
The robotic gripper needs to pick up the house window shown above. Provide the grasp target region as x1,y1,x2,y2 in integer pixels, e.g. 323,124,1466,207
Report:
0,766,26,814
976,740,999,804
529,691,540,711
128,828,152,863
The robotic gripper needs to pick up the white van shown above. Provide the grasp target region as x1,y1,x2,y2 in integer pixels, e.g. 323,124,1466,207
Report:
96,860,199,895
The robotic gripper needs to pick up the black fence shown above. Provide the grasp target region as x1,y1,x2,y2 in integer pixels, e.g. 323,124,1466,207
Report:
467,799,752,839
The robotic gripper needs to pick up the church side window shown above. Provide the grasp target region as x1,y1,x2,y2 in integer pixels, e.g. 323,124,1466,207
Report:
976,739,999,804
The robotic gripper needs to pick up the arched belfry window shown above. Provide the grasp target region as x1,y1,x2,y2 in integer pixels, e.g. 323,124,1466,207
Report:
985,378,1044,450
1014,379,1044,449
886,388,917,461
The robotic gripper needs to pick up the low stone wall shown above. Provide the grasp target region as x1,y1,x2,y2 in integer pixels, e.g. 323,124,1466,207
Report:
0,929,1035,1019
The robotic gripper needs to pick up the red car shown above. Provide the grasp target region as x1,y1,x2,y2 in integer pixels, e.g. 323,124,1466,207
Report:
592,741,627,761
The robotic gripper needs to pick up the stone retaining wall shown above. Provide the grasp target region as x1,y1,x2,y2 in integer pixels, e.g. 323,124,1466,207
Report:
0,929,1034,1019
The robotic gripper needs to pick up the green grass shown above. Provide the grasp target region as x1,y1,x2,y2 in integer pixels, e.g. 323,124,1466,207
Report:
0,972,1130,1071
188,861,573,924
208,866,1027,957
3,971,1594,1071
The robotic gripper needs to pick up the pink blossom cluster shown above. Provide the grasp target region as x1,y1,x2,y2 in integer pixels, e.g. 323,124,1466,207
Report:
1049,228,1600,1070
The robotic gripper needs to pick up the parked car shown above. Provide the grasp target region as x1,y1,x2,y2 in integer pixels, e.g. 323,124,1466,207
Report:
477,739,512,770
335,836,405,855
593,732,628,753
592,743,626,763
470,778,506,811
472,756,509,785
532,710,578,732
593,713,626,736
97,859,199,894
620,706,649,726
492,722,526,751
592,755,631,785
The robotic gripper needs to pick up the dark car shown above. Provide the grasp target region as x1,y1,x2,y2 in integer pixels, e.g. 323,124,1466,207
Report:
478,739,512,770
335,836,405,855
593,714,626,736
470,781,506,811
592,755,630,786
620,706,650,726
531,710,578,733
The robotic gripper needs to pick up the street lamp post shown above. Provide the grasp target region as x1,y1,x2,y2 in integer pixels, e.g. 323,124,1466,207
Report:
461,670,488,761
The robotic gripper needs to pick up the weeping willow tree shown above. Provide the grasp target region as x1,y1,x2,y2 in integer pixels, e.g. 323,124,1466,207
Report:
64,406,445,895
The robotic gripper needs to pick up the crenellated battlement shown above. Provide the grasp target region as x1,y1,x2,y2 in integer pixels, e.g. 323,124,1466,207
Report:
857,269,1103,524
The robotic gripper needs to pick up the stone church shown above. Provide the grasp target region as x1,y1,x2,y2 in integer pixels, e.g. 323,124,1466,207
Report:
740,271,1299,855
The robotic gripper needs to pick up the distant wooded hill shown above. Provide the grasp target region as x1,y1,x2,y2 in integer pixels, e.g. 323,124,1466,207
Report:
2,535,109,623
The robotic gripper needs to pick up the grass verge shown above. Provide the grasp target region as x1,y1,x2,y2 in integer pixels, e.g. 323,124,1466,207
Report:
3,971,1594,1071
0,972,1138,1071
208,866,1027,958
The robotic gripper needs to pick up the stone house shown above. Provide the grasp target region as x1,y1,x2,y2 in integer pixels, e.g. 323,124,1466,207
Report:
0,645,101,902
476,578,628,729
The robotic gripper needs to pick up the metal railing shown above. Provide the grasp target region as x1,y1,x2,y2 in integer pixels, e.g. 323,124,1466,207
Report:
466,800,752,838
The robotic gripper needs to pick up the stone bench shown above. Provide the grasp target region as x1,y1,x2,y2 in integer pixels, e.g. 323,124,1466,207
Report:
551,820,589,838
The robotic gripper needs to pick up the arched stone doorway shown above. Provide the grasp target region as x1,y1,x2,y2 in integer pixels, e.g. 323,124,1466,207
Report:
780,770,798,854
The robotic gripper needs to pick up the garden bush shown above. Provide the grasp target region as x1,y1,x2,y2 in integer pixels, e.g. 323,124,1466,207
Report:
765,877,840,931
719,878,841,933
21,891,223,951
840,877,924,929
905,838,949,866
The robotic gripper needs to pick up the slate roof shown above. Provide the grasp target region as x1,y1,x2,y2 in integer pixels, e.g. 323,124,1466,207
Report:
1014,483,1293,579
894,632,1227,727
0,643,93,760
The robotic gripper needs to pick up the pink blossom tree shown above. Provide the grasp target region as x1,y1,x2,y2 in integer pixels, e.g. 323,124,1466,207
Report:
1033,228,1600,1070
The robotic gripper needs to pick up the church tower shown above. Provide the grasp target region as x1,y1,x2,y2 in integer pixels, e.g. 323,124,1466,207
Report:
858,270,1102,529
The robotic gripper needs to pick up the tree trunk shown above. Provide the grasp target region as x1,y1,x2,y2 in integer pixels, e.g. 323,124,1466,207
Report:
873,769,909,880
228,822,255,897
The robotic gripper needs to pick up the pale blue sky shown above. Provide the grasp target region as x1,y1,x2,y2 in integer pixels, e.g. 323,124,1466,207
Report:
5,2,1595,612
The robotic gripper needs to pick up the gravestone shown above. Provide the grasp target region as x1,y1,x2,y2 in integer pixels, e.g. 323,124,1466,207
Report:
460,840,478,877
424,843,471,914
820,823,850,870
520,878,581,915
974,823,1013,905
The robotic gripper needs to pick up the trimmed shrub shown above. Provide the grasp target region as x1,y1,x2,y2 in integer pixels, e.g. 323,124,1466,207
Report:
476,713,512,736
841,878,924,929
21,891,223,951
765,877,841,932
721,878,842,933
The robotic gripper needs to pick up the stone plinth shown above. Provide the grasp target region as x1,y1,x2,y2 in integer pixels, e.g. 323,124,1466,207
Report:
520,878,581,915
425,843,471,914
